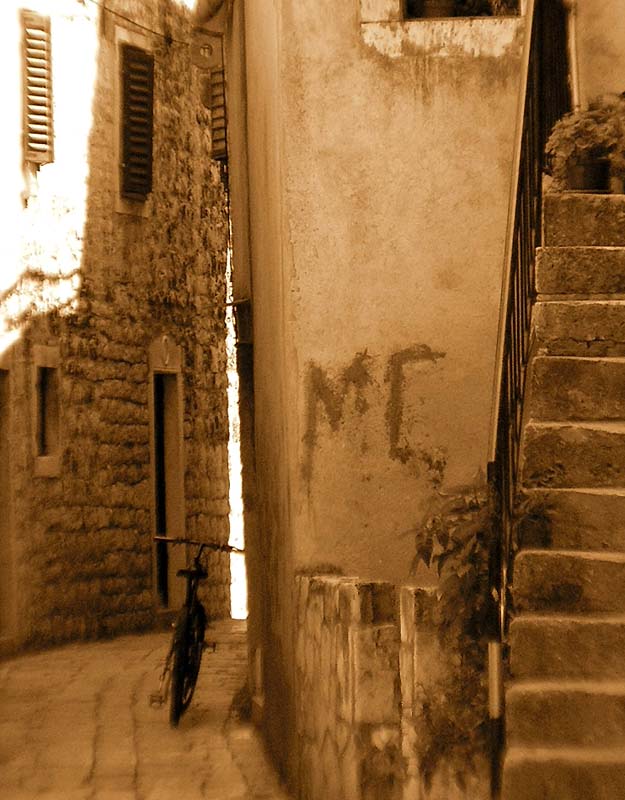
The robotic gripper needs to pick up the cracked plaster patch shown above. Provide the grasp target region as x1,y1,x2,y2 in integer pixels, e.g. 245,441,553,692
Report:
360,0,403,23
361,17,523,59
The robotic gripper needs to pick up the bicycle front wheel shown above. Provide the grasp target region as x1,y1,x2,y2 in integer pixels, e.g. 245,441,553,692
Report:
169,603,206,726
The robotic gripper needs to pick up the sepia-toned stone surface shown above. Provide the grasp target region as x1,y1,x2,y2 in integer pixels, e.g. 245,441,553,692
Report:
1,0,230,651
294,576,402,800
0,620,291,800
294,575,488,800
503,190,625,798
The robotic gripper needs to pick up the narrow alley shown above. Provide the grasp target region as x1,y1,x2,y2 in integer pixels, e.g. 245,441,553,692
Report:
5,1,625,798
0,620,291,800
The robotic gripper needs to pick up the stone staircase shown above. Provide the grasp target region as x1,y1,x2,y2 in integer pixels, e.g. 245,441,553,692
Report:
502,193,625,800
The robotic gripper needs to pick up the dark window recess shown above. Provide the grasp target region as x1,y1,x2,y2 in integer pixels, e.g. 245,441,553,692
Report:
209,67,227,161
120,44,154,199
405,0,518,18
21,11,54,165
36,366,59,456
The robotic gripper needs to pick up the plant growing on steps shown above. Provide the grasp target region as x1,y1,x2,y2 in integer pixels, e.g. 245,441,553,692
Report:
411,487,492,791
410,487,554,791
545,94,625,191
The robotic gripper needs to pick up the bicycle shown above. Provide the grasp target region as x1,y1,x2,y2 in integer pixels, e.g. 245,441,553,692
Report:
149,536,243,726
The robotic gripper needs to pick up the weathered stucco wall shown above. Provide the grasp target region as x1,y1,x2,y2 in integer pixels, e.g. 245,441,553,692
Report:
576,0,625,103
239,1,523,785
287,10,523,583
0,0,230,650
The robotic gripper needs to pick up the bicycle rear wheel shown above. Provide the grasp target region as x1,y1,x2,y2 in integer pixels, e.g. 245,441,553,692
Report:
169,602,206,726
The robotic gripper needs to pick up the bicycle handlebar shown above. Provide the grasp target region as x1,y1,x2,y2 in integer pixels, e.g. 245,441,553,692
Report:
153,536,244,554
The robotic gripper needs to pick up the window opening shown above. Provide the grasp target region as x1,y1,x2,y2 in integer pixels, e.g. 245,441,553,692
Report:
197,33,228,163
120,44,154,199
36,366,59,457
209,67,227,161
21,10,54,166
405,0,518,18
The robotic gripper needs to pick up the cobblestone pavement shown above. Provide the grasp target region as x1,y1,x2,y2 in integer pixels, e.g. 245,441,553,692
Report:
0,620,291,800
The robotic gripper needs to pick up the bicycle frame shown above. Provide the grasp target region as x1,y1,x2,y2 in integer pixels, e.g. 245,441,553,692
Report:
149,536,243,721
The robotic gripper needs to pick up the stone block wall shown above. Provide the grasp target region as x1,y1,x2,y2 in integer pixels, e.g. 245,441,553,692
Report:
294,576,489,800
399,587,489,800
295,576,403,800
0,0,230,650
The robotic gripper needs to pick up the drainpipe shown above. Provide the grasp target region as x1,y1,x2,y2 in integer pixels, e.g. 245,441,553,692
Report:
488,638,504,798
564,0,582,109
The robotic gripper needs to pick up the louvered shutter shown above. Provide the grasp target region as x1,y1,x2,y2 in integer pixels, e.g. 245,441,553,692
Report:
21,11,54,165
210,68,227,161
121,45,154,199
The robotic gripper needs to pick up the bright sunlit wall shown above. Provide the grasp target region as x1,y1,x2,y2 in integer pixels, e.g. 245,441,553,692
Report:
1,0,101,355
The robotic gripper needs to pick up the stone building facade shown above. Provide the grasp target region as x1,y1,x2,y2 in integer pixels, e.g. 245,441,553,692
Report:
0,0,231,652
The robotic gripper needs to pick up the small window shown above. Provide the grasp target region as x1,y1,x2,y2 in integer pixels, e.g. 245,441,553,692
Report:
32,345,61,477
36,366,59,457
405,0,517,18
21,10,54,165
405,0,456,17
120,44,154,199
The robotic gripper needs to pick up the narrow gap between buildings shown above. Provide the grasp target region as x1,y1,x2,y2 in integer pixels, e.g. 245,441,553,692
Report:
225,242,247,620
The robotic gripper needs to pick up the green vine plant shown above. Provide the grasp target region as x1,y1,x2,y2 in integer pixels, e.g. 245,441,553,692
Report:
545,93,625,189
409,486,554,793
411,487,491,793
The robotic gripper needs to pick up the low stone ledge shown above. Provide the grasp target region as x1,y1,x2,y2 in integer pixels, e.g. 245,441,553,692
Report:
294,575,489,800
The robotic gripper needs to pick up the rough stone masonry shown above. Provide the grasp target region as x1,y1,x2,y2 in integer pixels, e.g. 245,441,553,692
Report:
0,0,231,650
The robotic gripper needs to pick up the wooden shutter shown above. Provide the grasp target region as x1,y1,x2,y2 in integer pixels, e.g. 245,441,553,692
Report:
210,68,227,161
121,45,154,199
21,11,54,165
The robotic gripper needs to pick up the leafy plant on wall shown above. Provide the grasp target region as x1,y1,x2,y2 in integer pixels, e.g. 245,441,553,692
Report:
545,94,625,190
411,487,492,791
410,486,553,791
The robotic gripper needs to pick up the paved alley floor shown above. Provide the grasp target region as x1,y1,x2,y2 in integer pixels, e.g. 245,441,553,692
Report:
0,620,291,800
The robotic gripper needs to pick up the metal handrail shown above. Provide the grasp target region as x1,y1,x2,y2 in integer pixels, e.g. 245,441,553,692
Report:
487,0,537,648
486,0,571,794
488,0,572,641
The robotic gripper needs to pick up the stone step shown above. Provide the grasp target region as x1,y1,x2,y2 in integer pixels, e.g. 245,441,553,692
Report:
507,680,625,748
544,193,625,247
512,549,625,614
519,488,625,551
522,421,625,489
502,746,625,800
509,613,625,680
533,300,625,357
536,246,625,296
528,356,625,421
